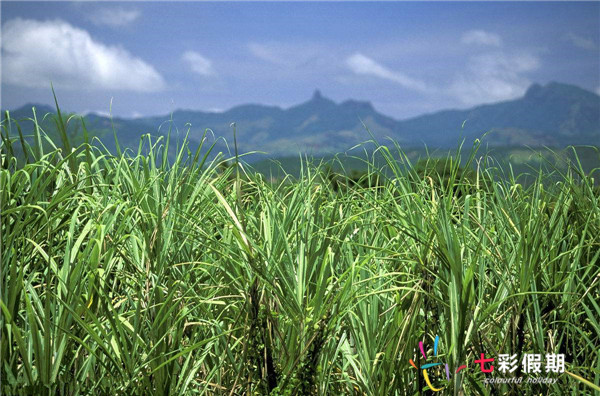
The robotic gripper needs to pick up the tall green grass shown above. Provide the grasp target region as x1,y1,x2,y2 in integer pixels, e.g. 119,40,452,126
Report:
1,107,599,395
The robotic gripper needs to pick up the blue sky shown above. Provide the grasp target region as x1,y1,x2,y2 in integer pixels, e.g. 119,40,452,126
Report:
1,1,599,119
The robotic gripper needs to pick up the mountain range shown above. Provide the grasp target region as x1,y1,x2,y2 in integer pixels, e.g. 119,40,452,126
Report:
6,82,599,157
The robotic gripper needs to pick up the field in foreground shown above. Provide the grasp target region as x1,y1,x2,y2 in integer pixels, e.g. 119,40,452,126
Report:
1,117,600,395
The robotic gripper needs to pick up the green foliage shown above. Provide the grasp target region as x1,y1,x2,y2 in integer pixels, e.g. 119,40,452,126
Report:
322,166,383,192
1,108,599,395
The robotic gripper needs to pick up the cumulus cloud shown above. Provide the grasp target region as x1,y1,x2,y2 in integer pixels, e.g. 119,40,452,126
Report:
452,31,543,105
346,53,428,92
182,51,215,76
1,18,165,92
449,51,540,105
564,32,597,51
90,7,141,27
461,30,502,47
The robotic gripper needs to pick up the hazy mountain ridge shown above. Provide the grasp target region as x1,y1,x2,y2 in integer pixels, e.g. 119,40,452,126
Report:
398,82,600,147
6,82,599,156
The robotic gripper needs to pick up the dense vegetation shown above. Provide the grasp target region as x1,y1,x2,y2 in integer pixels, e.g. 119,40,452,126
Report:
1,108,599,395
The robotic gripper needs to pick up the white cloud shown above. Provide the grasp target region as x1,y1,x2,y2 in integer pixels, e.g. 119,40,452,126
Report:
596,86,600,96
461,30,502,47
448,51,540,105
81,109,111,117
1,18,165,92
182,51,215,76
564,33,597,51
90,7,141,27
241,42,342,85
247,43,287,65
246,42,331,71
346,53,429,92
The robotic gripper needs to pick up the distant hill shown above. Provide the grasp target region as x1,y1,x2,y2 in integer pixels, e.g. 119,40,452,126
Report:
4,82,599,157
398,82,600,147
